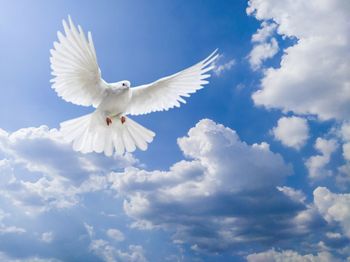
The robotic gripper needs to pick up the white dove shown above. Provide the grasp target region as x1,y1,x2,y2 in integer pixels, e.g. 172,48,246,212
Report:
50,17,218,156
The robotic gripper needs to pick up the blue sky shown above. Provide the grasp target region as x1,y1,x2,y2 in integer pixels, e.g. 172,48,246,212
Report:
0,0,349,261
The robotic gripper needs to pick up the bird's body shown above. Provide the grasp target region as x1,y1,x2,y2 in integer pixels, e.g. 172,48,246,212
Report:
97,81,131,120
51,17,218,156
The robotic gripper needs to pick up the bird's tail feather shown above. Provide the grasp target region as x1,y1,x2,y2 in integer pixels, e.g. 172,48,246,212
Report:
60,112,155,156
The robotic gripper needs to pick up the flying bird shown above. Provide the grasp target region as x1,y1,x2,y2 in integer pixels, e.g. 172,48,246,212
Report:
50,17,218,156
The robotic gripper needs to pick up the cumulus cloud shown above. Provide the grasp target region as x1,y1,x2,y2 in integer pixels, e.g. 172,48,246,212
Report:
272,116,309,150
341,123,350,142
337,165,350,191
248,0,350,121
107,119,321,253
0,125,138,261
343,143,350,162
0,126,135,213
249,38,279,71
0,126,136,180
314,187,350,238
251,21,276,43
276,186,327,239
90,241,147,262
335,122,350,188
85,223,147,262
305,138,338,180
0,120,344,260
246,248,339,262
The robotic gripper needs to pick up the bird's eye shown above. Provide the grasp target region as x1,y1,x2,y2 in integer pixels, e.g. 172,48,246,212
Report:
122,83,126,86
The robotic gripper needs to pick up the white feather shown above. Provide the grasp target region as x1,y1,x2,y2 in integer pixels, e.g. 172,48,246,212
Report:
50,16,107,107
126,49,218,115
60,112,155,156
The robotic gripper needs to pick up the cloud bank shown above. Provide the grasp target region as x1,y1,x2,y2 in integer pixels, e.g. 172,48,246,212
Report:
109,119,329,254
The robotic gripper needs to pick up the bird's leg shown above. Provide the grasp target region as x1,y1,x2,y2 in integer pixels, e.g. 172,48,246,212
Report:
106,117,112,126
121,116,126,124
105,113,126,126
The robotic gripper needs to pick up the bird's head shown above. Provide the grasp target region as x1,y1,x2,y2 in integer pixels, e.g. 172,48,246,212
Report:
111,80,131,91
119,80,131,89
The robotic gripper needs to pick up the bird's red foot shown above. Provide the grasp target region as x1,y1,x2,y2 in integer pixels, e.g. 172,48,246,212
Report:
106,117,112,126
121,116,126,124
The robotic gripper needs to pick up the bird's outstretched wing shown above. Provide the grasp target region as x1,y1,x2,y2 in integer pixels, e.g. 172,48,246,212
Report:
126,50,218,116
50,17,106,107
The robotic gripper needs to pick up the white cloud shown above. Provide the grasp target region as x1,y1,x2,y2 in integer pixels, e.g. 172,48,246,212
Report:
326,232,342,239
277,187,324,237
0,120,343,259
106,228,125,242
86,224,147,262
248,21,279,70
0,126,135,213
341,123,350,141
0,252,61,262
340,122,350,163
248,0,350,121
108,119,306,252
246,248,339,262
335,122,350,188
84,222,94,239
343,143,350,162
40,231,54,243
177,119,291,191
249,38,279,70
90,240,147,262
0,126,136,180
0,225,26,234
337,163,350,190
0,125,144,260
251,21,277,43
277,186,306,204
272,116,309,150
213,55,235,76
114,119,291,196
305,138,338,180
291,205,322,236
0,208,26,235
314,187,350,238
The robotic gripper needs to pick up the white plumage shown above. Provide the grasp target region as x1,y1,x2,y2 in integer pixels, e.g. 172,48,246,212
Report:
51,17,218,156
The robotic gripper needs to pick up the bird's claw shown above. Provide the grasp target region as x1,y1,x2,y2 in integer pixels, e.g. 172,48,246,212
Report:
121,116,126,124
106,117,112,126
106,116,125,125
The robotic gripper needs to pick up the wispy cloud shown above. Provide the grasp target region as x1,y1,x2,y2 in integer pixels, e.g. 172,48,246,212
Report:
213,55,235,76
248,21,278,70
